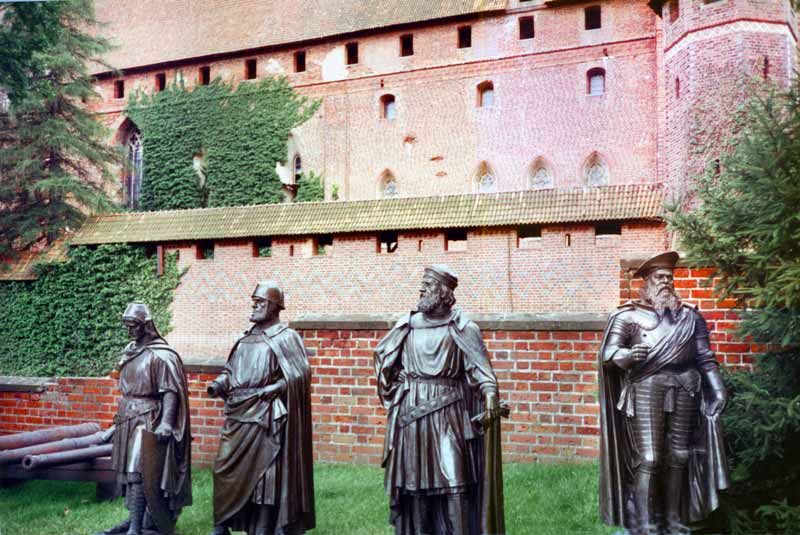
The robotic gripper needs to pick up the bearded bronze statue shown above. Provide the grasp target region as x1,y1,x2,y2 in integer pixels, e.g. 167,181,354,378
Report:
207,281,315,535
599,252,730,535
97,303,192,535
375,265,507,535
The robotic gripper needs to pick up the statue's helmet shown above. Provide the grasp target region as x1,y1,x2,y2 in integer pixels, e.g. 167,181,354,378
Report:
122,302,153,323
633,251,680,279
423,264,458,291
252,280,285,310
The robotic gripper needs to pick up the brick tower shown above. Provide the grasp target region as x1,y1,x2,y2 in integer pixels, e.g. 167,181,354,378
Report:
653,0,798,197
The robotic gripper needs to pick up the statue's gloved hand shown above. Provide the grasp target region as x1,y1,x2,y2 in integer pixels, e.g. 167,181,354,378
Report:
153,422,174,442
484,390,500,424
705,388,727,417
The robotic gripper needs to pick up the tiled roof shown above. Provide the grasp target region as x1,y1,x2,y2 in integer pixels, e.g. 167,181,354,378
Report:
93,0,508,73
0,239,69,282
72,184,665,245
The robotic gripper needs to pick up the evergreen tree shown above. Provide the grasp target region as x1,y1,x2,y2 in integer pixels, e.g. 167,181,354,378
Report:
667,80,800,534
0,0,116,259
294,171,325,203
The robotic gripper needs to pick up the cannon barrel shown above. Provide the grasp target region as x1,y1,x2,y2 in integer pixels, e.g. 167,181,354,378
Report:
0,423,101,451
22,443,113,471
0,431,107,466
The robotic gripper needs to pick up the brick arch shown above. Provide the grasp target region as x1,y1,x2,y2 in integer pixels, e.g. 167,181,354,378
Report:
529,156,555,190
114,116,140,146
472,160,497,193
376,168,398,198
581,151,611,187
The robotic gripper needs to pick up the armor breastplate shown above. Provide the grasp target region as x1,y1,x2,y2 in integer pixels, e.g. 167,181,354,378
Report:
623,305,695,373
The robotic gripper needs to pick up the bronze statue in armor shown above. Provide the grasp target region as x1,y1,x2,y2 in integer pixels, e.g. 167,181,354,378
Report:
207,281,315,535
375,265,506,535
599,252,730,535
98,303,192,535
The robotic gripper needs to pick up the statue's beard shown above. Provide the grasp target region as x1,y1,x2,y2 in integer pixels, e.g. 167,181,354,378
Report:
417,293,444,313
641,283,682,318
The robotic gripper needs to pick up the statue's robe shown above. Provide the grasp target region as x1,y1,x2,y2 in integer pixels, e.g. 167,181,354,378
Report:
598,301,730,529
211,323,315,534
374,308,501,534
112,338,192,512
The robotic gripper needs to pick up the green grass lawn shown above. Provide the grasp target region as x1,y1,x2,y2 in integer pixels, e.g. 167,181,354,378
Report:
0,463,619,535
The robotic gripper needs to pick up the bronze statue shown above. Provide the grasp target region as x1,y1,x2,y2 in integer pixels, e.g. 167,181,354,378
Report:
207,281,315,535
375,265,507,535
98,302,192,535
599,252,730,535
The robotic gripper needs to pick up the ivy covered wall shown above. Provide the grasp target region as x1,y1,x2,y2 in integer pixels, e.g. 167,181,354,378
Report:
0,244,182,376
126,77,320,211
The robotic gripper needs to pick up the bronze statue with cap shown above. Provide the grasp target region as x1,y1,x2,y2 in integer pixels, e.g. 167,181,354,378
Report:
598,252,730,535
96,303,192,535
374,265,508,535
207,281,315,535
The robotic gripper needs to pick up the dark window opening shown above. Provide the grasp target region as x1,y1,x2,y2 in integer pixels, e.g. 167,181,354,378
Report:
477,81,494,108
445,229,468,252
675,77,680,99
289,244,294,257
245,59,257,80
458,26,472,48
587,68,605,96
517,225,542,248
763,56,770,79
346,42,359,65
565,233,572,247
519,16,535,40
293,155,302,182
378,231,399,254
114,80,125,99
400,34,414,57
315,234,333,255
418,239,423,252
380,94,396,120
197,240,214,260
595,222,622,236
668,0,680,22
199,66,210,85
585,6,602,30
294,50,306,73
253,237,272,258
155,73,166,92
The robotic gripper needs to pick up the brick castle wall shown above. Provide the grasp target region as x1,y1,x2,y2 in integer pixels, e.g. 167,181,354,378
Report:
0,260,762,466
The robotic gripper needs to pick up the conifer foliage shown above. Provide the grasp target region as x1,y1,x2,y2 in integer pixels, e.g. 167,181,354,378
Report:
0,1,116,258
668,80,800,534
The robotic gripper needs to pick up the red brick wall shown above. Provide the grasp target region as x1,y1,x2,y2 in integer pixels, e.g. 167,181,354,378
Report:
0,257,763,467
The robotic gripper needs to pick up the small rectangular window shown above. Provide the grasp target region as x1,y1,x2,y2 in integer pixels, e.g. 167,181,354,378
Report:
378,231,398,254
400,34,414,57
346,42,359,65
595,222,622,236
517,225,542,249
457,26,472,49
155,73,166,92
253,237,272,258
114,80,125,99
668,0,680,22
199,66,210,85
245,59,257,80
315,234,333,256
519,16,535,40
294,50,306,73
197,240,214,260
585,5,602,30
445,229,467,252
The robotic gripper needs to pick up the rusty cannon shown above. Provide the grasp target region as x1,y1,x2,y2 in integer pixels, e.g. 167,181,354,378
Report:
0,423,101,451
0,430,107,466
22,443,113,471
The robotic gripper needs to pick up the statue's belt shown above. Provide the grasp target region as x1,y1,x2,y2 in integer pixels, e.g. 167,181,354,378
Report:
398,389,463,427
226,386,275,405
114,396,159,423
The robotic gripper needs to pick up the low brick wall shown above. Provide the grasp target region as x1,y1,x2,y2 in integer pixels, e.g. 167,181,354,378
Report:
0,260,764,467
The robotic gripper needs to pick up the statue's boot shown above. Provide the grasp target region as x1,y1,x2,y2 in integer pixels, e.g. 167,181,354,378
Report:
125,483,147,535
664,466,690,535
94,518,130,535
633,467,660,535
209,526,231,535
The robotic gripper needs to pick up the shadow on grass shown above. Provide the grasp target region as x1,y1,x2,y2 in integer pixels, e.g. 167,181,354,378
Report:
0,463,618,535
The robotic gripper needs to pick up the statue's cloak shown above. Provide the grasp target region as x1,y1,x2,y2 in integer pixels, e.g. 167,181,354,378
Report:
598,303,730,528
213,324,315,533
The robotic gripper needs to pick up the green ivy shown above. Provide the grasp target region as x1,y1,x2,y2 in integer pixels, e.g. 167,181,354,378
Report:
0,244,182,377
126,77,320,210
294,171,325,203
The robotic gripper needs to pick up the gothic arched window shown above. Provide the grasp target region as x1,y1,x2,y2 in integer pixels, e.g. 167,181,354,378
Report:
125,130,143,209
293,154,303,182
530,158,554,190
584,152,609,186
380,171,398,198
474,161,497,193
